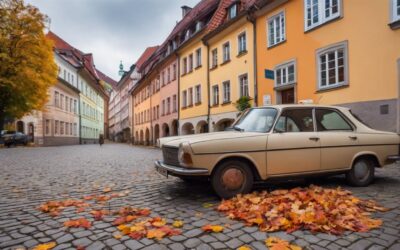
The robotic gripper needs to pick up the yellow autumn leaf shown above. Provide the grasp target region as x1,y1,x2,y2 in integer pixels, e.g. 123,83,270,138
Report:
237,246,252,250
33,242,56,250
248,217,263,225
202,203,214,208
202,224,224,233
113,234,122,240
152,218,166,227
117,224,130,235
172,220,184,228
130,225,145,232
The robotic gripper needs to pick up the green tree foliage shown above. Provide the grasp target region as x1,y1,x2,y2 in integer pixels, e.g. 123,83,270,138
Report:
235,96,252,112
0,0,57,130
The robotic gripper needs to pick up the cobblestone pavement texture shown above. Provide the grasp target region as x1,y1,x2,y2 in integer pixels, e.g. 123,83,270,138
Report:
0,143,399,250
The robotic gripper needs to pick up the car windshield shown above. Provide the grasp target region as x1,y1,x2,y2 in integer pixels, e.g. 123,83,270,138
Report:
232,108,278,132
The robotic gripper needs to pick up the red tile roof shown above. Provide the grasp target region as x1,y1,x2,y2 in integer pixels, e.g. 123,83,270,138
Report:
135,46,159,71
97,69,117,86
47,31,115,90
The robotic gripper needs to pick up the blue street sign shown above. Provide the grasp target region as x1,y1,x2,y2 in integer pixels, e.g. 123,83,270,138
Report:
265,69,274,80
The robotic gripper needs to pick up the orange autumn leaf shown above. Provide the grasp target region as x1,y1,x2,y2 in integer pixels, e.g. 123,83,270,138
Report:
237,246,252,250
202,224,224,233
64,218,91,229
147,229,167,240
90,210,108,221
103,187,112,193
33,242,56,250
113,234,122,240
265,237,302,250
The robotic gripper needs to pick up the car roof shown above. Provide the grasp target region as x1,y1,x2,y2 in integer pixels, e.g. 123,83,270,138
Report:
255,104,351,111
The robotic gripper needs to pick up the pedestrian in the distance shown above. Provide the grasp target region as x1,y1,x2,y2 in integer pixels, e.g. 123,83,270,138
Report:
99,134,104,146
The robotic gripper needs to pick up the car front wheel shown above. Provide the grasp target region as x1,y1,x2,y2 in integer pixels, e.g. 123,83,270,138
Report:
211,160,253,199
346,157,375,187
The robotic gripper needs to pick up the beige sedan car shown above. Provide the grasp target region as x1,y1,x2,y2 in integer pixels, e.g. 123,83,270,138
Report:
155,105,400,198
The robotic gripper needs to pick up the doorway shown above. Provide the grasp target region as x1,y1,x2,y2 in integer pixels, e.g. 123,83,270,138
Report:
279,88,295,104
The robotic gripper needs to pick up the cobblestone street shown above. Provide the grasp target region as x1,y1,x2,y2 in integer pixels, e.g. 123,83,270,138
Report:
0,143,399,250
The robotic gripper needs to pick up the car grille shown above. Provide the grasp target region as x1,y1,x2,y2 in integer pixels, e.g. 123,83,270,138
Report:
162,146,180,166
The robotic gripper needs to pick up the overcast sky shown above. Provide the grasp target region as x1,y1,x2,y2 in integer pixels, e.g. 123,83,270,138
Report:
26,0,199,81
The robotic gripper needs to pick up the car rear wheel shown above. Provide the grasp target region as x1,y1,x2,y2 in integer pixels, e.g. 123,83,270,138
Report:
211,160,253,199
346,157,375,187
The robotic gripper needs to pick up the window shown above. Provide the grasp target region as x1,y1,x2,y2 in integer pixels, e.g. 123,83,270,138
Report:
157,105,160,119
195,48,202,68
63,69,66,80
65,97,69,112
274,108,314,132
392,0,400,22
173,95,177,112
188,54,193,72
182,90,187,108
275,61,296,86
70,99,73,113
316,109,352,131
74,123,77,136
238,32,247,54
60,94,64,109
45,120,50,135
268,11,285,47
55,91,59,107
172,64,177,80
60,122,64,135
317,42,347,90
195,85,201,104
55,120,59,135
188,87,193,106
74,100,77,114
182,58,187,74
228,4,237,19
66,123,69,136
211,49,218,68
305,0,341,31
212,85,219,105
167,67,171,83
167,97,171,114
161,71,165,86
239,74,249,97
222,81,231,103
235,108,278,132
222,42,230,62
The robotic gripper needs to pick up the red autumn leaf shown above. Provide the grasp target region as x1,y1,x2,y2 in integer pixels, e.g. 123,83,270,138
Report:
64,218,91,229
129,231,145,240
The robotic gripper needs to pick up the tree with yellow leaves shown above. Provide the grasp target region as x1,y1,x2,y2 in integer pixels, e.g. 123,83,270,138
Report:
0,0,57,130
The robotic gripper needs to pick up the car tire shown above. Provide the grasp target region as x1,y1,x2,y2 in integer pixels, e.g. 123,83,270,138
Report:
346,157,375,187
211,160,254,199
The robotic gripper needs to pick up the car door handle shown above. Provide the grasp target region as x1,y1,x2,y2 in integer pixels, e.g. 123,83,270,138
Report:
349,136,357,140
309,137,320,141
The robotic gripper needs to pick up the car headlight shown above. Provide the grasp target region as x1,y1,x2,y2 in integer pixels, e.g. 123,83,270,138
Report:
178,143,193,167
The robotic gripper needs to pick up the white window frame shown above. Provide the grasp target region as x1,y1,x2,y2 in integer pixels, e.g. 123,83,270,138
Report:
222,42,230,62
222,81,231,103
239,74,249,97
212,85,219,105
392,0,400,22
228,4,237,19
211,49,218,68
238,32,247,54
304,0,342,31
268,11,286,47
316,41,348,90
182,90,187,108
195,48,202,68
195,85,201,104
274,60,297,87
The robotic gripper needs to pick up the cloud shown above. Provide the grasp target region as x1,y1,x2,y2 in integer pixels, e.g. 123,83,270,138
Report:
26,0,199,80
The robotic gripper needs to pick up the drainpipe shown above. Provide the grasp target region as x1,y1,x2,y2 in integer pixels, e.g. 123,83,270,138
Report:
203,40,211,132
248,12,258,107
397,58,400,134
176,52,181,135
78,94,82,144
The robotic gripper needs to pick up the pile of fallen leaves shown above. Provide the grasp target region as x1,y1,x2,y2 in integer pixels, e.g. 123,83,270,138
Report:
218,185,389,235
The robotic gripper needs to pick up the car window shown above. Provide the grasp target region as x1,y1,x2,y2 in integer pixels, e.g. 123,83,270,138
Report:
316,109,352,131
234,108,278,132
274,108,314,132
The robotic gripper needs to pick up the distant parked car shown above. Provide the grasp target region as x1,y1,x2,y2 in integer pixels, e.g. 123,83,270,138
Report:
2,131,28,147
156,104,400,198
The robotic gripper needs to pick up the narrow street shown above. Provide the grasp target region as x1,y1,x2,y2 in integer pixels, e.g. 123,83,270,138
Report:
0,144,399,250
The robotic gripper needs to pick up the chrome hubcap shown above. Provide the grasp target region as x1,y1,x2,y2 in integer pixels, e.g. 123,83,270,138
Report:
222,167,244,190
354,161,370,182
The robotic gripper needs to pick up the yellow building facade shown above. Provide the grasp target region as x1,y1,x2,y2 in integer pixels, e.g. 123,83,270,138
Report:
206,16,256,132
256,0,400,132
179,38,209,135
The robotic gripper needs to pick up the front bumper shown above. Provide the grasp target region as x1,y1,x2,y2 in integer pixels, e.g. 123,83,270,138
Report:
154,160,209,176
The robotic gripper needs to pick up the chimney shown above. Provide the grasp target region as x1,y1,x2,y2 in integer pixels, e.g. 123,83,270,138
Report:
181,5,192,18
